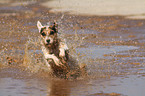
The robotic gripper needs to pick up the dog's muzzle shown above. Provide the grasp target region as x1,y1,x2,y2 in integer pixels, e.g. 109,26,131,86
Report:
46,39,50,44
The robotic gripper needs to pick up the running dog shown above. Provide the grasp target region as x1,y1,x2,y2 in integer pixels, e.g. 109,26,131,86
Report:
37,21,70,76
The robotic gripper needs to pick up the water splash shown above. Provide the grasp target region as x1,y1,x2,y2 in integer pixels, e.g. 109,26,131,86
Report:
22,37,49,73
22,33,87,79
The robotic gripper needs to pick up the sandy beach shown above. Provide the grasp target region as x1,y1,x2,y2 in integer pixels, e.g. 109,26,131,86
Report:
42,0,145,19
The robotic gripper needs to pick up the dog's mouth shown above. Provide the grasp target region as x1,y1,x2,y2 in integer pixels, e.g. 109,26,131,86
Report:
45,43,52,47
46,43,50,45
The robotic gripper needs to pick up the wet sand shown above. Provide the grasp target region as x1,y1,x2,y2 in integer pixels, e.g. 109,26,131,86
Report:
0,0,145,96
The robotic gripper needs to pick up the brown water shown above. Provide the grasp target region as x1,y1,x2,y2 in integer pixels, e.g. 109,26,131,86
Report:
0,0,145,96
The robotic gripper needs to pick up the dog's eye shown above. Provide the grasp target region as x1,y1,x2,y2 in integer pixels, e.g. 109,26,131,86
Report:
41,32,46,36
50,31,54,35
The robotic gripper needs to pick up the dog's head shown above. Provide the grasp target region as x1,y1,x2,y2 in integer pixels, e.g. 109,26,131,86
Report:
37,21,58,47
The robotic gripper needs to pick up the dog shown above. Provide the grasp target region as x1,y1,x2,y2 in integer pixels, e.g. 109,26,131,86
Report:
37,21,70,77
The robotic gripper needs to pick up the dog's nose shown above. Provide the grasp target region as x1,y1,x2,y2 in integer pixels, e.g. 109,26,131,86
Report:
46,39,50,43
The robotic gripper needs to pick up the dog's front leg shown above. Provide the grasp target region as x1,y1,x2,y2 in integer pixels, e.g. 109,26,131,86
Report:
45,54,63,66
59,48,69,64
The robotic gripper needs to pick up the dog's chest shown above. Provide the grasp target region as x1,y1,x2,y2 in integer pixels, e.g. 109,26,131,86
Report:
49,47,59,56
42,46,59,58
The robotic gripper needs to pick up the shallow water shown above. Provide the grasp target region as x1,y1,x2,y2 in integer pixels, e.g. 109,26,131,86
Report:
77,45,139,59
0,71,145,96
0,0,145,96
88,75,145,96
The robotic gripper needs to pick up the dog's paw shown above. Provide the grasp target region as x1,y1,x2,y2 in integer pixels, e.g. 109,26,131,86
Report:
59,48,65,57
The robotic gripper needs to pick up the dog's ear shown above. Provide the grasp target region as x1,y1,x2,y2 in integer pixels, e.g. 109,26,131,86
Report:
37,21,43,32
52,21,58,32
